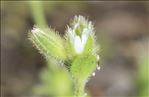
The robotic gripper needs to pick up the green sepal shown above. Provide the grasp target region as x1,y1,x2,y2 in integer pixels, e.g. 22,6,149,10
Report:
83,35,93,55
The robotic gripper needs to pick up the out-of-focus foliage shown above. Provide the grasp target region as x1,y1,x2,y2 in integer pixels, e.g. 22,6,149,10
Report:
137,53,149,96
33,62,73,97
29,1,47,28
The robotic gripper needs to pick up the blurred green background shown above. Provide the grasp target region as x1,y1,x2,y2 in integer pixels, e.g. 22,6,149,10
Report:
1,1,149,97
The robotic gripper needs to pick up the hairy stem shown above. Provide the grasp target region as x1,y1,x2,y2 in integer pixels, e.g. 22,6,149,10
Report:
75,80,85,97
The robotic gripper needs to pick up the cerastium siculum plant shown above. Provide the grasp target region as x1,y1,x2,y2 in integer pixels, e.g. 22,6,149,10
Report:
29,15,100,97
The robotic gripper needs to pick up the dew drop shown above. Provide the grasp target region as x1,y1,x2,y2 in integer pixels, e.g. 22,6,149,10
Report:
84,93,87,97
97,66,101,70
97,55,100,61
92,72,95,76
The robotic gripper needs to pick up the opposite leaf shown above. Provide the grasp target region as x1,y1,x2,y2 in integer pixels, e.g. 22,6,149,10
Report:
71,55,97,81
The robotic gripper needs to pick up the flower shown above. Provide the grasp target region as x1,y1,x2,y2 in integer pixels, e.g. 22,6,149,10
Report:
67,15,94,54
68,27,90,54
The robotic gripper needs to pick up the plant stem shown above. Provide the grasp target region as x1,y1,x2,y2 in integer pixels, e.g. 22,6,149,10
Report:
75,80,85,97
29,1,47,28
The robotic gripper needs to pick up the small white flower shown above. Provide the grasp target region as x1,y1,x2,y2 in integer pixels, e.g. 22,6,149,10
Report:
68,26,91,54
74,30,89,54
67,15,94,54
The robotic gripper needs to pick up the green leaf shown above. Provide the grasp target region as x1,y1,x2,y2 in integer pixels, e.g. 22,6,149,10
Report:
34,64,73,96
71,55,97,81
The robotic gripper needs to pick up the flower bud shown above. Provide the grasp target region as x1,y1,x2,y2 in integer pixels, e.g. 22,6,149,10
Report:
29,26,66,60
66,15,97,56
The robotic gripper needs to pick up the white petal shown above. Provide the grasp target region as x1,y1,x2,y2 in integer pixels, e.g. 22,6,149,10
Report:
82,28,91,35
31,27,40,33
82,34,87,47
68,28,75,41
74,36,83,54
74,23,79,30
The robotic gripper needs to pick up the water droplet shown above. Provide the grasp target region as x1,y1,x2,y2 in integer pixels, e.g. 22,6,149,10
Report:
92,72,95,76
84,93,87,97
97,55,100,61
97,66,101,70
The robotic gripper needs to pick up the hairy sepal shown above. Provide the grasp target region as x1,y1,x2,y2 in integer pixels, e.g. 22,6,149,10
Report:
29,27,67,60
